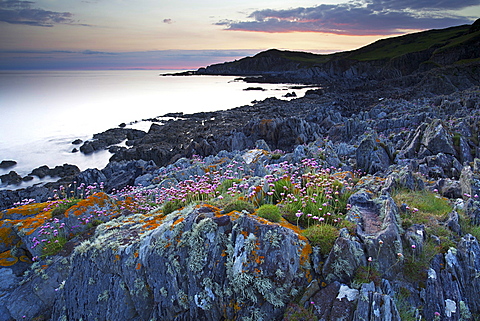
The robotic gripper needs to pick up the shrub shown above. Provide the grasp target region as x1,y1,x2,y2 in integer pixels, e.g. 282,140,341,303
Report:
163,199,185,215
51,199,81,217
256,204,282,222
301,224,339,256
223,199,255,214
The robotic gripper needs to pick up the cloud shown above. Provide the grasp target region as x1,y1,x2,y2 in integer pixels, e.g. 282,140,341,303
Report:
217,0,479,35
163,18,173,24
0,0,76,27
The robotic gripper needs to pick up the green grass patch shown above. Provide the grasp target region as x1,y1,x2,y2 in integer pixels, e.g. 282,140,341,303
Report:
41,236,67,258
162,199,185,215
256,204,282,222
51,199,81,217
301,224,339,256
393,190,452,229
223,198,255,214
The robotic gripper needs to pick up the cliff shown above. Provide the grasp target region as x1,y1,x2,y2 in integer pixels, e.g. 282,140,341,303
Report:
195,20,480,84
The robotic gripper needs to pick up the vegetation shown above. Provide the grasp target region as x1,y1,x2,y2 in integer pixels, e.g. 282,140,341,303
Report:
256,204,282,222
301,224,339,256
51,199,81,217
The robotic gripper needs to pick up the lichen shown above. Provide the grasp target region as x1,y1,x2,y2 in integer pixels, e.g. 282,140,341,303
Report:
97,290,109,302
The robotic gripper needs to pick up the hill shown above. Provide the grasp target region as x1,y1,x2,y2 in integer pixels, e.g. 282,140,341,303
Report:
196,19,480,83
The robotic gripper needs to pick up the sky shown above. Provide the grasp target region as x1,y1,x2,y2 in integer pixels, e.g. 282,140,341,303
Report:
0,0,479,70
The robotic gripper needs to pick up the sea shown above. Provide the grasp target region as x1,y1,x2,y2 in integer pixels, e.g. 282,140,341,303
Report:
0,70,315,190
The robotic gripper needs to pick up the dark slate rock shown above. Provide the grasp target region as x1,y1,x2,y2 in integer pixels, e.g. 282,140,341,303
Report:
0,160,17,169
0,171,22,185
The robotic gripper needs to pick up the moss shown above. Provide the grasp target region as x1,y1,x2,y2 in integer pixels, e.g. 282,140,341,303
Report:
301,224,339,256
256,204,282,223
223,199,255,214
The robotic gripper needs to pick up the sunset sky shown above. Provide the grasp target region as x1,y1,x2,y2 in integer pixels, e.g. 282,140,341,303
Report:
1,0,479,70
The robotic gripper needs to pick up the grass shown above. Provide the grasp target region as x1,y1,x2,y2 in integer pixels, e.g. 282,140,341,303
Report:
301,224,339,256
41,236,67,258
256,204,282,222
223,199,255,214
51,199,81,217
393,190,452,229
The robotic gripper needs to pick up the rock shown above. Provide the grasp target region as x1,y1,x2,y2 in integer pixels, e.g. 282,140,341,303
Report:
352,281,401,321
348,192,404,279
419,119,457,158
0,171,22,185
30,165,50,178
255,139,271,153
50,205,311,320
0,160,17,169
356,133,392,174
71,139,83,145
423,234,480,319
322,229,366,284
310,282,357,320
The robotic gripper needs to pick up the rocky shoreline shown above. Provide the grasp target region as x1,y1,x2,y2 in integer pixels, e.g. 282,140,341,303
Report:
1,25,480,318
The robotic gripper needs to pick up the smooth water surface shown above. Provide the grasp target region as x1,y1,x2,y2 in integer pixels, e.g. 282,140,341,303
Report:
0,70,313,188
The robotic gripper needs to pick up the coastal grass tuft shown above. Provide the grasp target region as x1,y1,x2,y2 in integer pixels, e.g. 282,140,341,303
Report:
162,199,185,215
51,199,81,217
41,236,67,258
301,224,339,256
256,204,282,222
223,199,255,214
393,190,452,229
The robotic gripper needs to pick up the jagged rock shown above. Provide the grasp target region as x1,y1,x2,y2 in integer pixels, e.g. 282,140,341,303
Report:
403,224,426,254
356,133,392,174
423,234,480,319
255,139,272,152
322,229,366,284
348,191,404,279
352,281,401,321
464,199,480,225
4,256,70,320
50,205,311,320
445,211,462,235
419,120,457,158
310,282,357,320
460,164,480,198
0,160,17,169
420,153,462,179
0,171,22,185
434,178,463,199
382,166,425,193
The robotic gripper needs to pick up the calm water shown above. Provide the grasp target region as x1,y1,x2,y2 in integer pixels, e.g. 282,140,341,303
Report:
0,70,312,189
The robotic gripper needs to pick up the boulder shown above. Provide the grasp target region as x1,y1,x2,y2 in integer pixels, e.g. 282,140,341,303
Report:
0,171,22,185
0,160,17,169
356,133,393,174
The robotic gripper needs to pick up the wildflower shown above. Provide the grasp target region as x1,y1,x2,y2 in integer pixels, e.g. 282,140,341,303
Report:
368,257,372,262
411,244,416,249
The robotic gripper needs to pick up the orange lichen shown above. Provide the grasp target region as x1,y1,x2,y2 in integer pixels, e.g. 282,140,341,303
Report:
66,192,111,217
14,210,53,236
0,223,17,248
134,252,139,258
19,255,31,263
136,263,142,270
0,250,18,267
114,254,120,262
171,217,185,228
3,202,49,219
